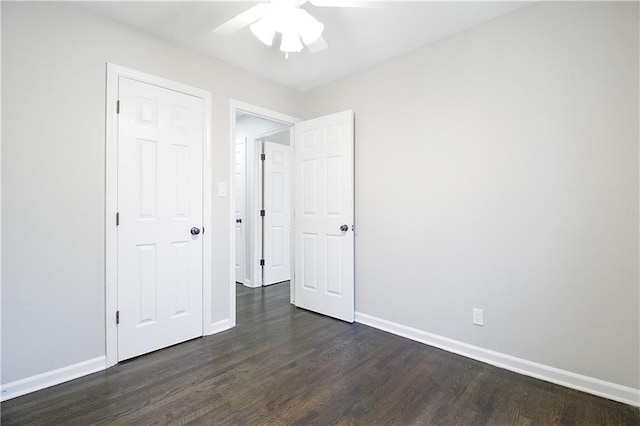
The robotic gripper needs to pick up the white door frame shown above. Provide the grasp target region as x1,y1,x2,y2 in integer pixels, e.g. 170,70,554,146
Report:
105,63,213,367
229,100,299,307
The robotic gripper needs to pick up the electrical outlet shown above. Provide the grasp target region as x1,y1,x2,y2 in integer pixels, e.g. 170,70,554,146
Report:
473,308,484,326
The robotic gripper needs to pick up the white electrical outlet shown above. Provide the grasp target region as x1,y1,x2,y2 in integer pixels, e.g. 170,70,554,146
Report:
473,308,484,326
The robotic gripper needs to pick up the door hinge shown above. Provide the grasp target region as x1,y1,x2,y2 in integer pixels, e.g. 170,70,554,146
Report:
260,153,266,161
116,212,120,226
260,209,266,217
116,100,120,114
202,226,205,235
116,310,120,325
259,259,265,266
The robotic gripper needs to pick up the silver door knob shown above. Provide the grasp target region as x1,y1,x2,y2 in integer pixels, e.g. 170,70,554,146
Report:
190,227,201,236
340,224,349,232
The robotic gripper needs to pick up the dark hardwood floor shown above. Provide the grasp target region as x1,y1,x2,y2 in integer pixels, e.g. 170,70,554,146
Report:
2,282,639,425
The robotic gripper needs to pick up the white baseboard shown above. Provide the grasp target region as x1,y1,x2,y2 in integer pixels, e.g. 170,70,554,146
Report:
242,281,261,289
1,356,106,402
209,318,234,335
2,319,236,401
355,312,640,408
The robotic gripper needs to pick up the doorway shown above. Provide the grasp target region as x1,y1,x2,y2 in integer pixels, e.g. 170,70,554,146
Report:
229,100,356,326
234,111,293,289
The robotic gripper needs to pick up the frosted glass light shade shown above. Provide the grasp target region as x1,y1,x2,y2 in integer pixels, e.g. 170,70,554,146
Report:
296,9,324,45
250,17,276,46
249,4,325,54
280,31,303,52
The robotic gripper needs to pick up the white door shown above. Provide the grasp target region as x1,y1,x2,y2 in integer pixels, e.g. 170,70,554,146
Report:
263,141,291,286
294,111,354,322
235,139,246,284
117,77,204,361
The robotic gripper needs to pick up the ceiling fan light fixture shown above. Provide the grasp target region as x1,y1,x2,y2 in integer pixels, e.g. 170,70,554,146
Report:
246,1,326,55
296,9,324,45
280,31,303,53
250,16,276,46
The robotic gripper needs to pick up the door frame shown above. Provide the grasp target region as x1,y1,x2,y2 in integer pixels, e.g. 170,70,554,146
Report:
105,63,213,367
229,100,299,307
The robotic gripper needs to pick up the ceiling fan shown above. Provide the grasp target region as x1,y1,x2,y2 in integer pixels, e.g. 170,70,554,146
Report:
213,0,369,57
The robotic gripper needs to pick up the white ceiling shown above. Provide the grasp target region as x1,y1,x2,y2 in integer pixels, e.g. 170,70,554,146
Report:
79,1,532,92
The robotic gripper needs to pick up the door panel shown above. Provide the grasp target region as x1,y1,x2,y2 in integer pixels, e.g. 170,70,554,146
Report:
235,140,246,284
263,141,291,285
117,77,203,361
294,111,354,322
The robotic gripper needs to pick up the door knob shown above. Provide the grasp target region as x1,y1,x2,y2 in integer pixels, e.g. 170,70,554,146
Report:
190,227,201,236
236,218,242,224
340,224,349,232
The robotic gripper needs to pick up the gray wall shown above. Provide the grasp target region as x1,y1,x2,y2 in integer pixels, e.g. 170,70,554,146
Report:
1,2,302,384
304,1,639,388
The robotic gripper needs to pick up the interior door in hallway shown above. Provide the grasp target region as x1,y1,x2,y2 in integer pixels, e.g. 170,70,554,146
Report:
235,139,246,284
294,111,355,322
263,140,291,286
117,77,204,361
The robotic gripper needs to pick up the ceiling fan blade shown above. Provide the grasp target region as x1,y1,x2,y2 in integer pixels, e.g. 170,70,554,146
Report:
306,35,328,53
213,3,269,36
308,0,374,7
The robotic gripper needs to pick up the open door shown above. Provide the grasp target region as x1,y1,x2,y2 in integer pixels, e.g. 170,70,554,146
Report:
294,111,354,323
263,140,292,286
235,139,246,284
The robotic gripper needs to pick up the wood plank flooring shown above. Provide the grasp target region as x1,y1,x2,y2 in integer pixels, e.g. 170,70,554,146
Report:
2,282,639,425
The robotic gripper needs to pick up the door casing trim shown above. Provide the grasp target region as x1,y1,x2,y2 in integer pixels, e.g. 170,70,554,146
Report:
105,63,213,367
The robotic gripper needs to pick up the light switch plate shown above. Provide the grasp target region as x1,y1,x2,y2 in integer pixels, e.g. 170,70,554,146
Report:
217,182,227,197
